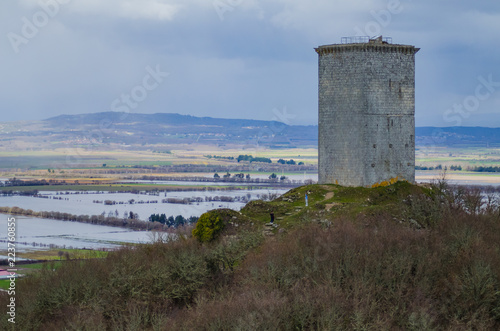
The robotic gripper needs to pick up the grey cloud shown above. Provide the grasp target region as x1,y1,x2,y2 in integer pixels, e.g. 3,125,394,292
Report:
0,0,499,126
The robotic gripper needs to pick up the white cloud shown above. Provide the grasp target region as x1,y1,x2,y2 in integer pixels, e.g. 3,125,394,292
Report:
269,0,373,32
15,0,181,21
118,1,179,20
68,0,180,21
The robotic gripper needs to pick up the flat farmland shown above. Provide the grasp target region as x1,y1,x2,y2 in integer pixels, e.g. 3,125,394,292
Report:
2,145,500,186
416,146,500,168
0,146,319,173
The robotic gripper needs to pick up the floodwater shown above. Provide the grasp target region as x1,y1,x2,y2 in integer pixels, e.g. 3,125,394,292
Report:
119,180,273,186
1,174,498,253
0,188,287,221
191,173,318,181
415,170,500,187
0,181,288,252
1,173,498,224
0,215,155,252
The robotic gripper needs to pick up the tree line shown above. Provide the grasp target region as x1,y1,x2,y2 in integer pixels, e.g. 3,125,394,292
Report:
148,214,198,227
204,155,235,160
0,206,174,231
236,155,272,163
277,159,304,165
415,164,500,172
467,166,500,172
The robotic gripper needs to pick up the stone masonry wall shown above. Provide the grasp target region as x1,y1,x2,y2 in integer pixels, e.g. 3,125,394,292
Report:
316,41,419,187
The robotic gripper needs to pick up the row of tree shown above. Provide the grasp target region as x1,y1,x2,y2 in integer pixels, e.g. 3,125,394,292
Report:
148,214,198,227
214,172,251,180
205,155,235,160
0,206,170,231
236,155,272,163
413,165,499,172
415,165,444,171
0,189,39,196
205,154,306,166
213,172,288,182
277,159,304,165
268,173,287,181
1,178,59,187
468,166,500,173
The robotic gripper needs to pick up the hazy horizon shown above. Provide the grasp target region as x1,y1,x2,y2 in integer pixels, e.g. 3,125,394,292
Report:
4,110,500,129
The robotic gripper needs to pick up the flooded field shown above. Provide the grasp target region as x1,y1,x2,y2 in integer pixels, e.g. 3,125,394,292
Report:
1,174,499,253
415,170,500,186
0,180,289,252
0,188,287,221
0,215,155,253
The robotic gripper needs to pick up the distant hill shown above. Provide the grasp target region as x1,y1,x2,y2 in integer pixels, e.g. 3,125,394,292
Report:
416,127,500,147
47,112,287,128
43,112,317,148
1,112,500,150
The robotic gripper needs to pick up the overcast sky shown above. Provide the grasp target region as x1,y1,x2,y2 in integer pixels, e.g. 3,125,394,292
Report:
1,0,499,127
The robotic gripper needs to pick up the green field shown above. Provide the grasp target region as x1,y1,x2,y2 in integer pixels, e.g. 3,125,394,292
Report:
416,146,500,168
2,145,500,172
0,149,178,170
19,261,63,269
0,249,109,262
0,279,11,290
2,145,500,189
0,261,66,290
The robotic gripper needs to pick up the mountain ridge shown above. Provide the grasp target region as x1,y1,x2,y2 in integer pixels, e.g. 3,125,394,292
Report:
1,112,500,149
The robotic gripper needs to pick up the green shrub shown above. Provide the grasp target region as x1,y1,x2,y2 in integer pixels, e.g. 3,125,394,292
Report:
192,211,225,242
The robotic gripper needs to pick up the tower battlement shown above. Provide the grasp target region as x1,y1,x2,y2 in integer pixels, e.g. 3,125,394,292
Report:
315,38,419,55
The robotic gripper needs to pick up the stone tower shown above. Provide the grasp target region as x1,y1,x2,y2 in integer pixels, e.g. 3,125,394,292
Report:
315,36,419,187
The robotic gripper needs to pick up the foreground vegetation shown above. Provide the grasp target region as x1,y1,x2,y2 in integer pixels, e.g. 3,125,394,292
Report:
1,181,500,330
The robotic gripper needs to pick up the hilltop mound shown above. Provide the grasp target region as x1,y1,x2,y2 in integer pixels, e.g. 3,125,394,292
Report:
191,181,438,244
239,181,434,229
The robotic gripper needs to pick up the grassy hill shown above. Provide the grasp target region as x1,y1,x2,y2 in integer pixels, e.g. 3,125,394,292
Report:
2,181,500,330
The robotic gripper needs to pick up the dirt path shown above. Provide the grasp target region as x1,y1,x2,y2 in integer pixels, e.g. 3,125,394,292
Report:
324,192,334,200
323,191,337,210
